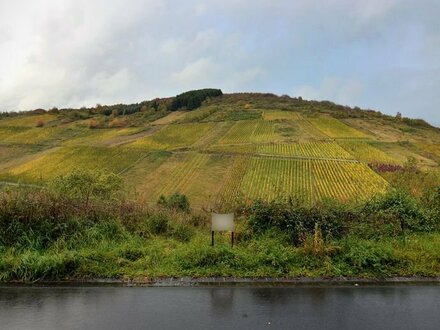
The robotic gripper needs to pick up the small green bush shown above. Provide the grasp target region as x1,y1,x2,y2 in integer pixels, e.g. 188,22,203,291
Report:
363,190,432,235
157,193,190,212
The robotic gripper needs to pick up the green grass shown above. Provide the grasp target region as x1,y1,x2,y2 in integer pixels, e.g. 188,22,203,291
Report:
2,227,439,281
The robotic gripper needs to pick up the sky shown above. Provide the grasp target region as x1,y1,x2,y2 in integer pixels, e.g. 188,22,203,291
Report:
1,0,439,126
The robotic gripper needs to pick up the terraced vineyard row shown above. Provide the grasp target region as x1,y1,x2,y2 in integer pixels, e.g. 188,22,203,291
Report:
154,153,209,199
240,157,313,204
308,116,370,139
312,160,387,201
216,156,250,204
257,142,354,159
219,156,388,204
208,142,354,160
5,146,143,182
129,122,215,150
217,120,276,144
337,141,399,164
263,110,302,121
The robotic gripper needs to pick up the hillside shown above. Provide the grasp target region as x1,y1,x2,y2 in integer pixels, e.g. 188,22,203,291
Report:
0,92,439,208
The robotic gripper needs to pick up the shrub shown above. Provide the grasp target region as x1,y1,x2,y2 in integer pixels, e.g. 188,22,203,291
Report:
363,190,431,235
247,199,351,245
89,119,99,129
157,193,190,212
50,170,123,207
109,118,127,128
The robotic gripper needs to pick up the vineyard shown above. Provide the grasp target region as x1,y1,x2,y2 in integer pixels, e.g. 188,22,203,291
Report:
228,157,387,204
0,92,438,207
262,110,302,121
3,146,143,182
217,120,278,144
257,142,354,159
129,122,215,150
308,116,371,139
337,141,399,164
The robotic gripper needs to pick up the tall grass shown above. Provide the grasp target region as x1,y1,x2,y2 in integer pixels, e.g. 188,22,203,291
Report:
0,176,439,282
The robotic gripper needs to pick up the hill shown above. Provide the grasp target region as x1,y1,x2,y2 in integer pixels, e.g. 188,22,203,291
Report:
0,91,439,208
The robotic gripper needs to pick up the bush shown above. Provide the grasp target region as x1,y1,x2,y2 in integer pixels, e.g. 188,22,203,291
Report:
157,193,190,212
50,170,123,207
363,190,432,235
247,199,351,245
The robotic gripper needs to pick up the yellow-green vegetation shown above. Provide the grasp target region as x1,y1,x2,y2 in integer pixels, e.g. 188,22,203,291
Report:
129,123,215,150
258,142,354,159
417,143,440,161
217,120,278,144
151,111,188,125
311,160,388,202
308,115,371,139
0,92,438,207
263,110,302,121
338,141,399,164
64,127,145,147
0,126,79,145
4,146,143,182
0,114,58,127
274,119,329,141
235,157,387,204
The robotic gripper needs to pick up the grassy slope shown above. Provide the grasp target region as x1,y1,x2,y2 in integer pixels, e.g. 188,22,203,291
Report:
0,93,439,205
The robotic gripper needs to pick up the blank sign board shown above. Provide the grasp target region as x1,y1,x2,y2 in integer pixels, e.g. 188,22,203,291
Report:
211,213,235,231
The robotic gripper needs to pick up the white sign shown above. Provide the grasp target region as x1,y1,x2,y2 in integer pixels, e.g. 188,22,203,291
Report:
211,213,235,231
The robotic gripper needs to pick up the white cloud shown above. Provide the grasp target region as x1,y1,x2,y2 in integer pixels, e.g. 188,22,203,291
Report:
171,57,220,85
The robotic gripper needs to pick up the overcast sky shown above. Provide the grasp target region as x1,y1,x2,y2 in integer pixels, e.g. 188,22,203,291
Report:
1,0,439,126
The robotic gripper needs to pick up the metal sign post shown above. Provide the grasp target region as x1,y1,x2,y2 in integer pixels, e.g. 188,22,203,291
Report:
211,213,235,247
